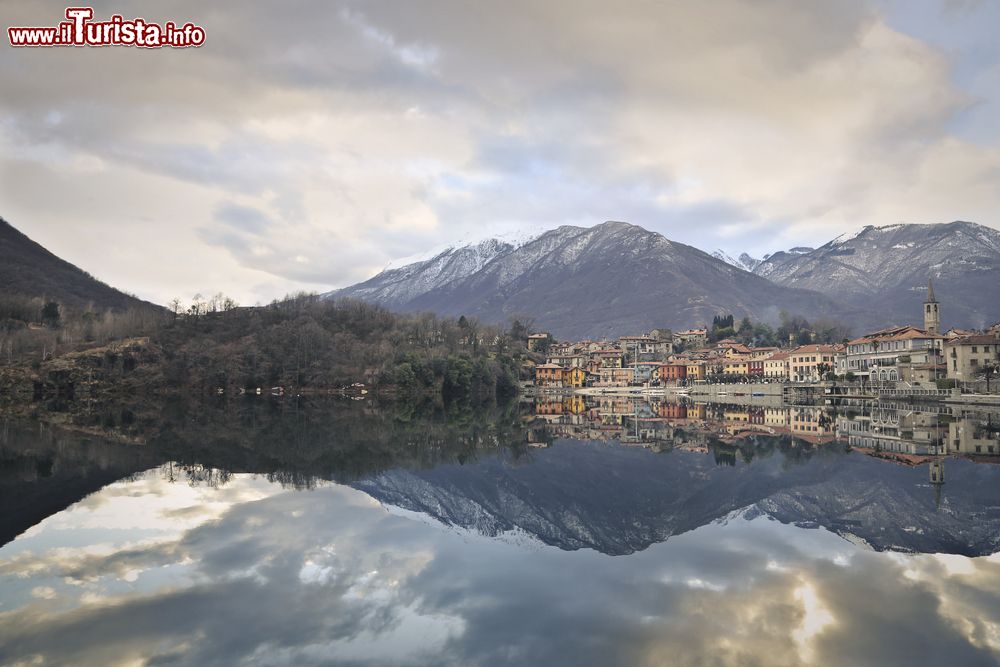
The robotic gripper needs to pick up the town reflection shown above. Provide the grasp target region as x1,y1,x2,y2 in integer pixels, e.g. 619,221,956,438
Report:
528,394,1000,464
528,395,839,450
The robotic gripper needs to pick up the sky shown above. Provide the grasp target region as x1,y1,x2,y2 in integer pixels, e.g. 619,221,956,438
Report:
2,0,1000,307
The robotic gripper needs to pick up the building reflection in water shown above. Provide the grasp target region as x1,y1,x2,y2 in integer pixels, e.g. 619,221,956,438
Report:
529,396,1000,503
530,397,839,450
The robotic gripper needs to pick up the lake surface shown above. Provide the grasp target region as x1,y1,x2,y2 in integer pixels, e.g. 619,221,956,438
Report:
2,398,1000,666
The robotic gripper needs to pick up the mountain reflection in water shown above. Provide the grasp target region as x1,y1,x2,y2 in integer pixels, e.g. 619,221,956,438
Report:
1,397,999,666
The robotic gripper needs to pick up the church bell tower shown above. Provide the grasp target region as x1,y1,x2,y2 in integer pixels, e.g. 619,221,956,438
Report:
924,278,940,334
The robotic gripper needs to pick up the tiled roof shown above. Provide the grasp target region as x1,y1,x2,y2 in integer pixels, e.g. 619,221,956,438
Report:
790,344,838,353
847,326,941,345
947,334,1000,346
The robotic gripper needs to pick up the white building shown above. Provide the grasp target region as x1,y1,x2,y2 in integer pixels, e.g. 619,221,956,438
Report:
835,282,945,384
836,326,944,383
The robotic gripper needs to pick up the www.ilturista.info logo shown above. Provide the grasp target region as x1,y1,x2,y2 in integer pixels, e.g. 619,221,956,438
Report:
8,7,205,48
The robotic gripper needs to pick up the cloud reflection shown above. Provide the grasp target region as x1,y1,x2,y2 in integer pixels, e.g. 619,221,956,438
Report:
0,466,999,666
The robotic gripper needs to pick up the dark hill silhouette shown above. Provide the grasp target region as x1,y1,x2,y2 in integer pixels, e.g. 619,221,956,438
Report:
0,216,156,312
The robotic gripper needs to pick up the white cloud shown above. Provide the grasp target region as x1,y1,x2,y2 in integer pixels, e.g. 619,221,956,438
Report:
1,0,998,303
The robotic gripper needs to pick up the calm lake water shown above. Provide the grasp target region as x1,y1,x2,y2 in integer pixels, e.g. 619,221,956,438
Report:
2,398,1000,666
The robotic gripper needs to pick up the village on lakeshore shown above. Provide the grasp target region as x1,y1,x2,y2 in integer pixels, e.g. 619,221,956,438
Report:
526,279,1000,398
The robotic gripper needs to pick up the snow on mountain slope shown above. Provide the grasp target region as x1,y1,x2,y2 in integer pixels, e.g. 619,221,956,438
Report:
330,220,867,338
328,237,518,306
756,221,1000,289
329,227,544,307
328,219,1000,335
753,221,1000,327
713,249,762,272
397,221,862,338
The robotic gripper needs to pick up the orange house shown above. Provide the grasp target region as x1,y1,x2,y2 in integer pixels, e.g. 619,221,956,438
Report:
659,363,688,383
535,363,566,387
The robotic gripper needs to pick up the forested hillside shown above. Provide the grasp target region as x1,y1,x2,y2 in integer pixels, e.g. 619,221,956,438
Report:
1,294,527,407
154,295,523,400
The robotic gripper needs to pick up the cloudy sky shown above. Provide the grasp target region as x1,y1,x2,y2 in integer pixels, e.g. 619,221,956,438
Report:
2,0,1000,306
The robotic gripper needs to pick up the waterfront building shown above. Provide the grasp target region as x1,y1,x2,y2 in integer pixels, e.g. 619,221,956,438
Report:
945,334,1000,383
788,344,838,382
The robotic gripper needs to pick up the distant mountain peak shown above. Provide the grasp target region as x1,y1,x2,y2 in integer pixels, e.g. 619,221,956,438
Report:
596,220,638,230
827,221,996,248
383,228,541,272
712,249,762,272
753,220,1000,329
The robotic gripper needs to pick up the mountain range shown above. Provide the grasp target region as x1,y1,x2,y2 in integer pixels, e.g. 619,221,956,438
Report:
331,220,1000,338
4,214,999,338
751,221,1000,329
331,221,871,339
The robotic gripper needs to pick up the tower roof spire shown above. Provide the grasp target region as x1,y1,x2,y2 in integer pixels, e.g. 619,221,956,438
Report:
926,277,937,303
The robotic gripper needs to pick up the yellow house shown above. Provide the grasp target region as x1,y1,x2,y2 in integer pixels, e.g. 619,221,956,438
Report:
566,367,589,388
788,344,838,382
594,350,624,368
763,353,789,381
686,362,706,381
723,360,749,376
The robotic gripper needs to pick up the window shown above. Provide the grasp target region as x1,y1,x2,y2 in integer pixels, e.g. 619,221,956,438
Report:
973,346,978,353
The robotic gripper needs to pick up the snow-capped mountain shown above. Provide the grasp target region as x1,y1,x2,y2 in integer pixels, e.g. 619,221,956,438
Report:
327,237,519,307
331,221,865,339
753,221,1000,328
712,249,763,272
331,219,999,335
